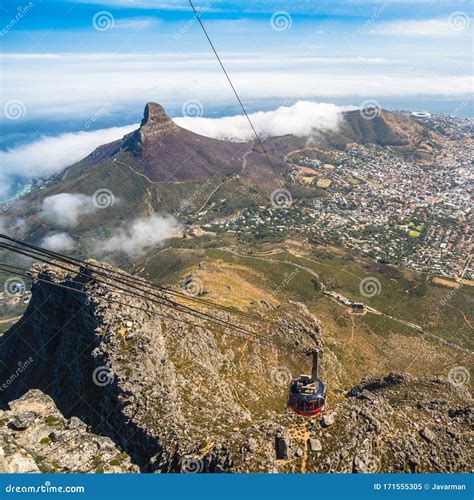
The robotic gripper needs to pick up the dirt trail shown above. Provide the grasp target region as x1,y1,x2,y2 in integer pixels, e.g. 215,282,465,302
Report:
220,248,473,355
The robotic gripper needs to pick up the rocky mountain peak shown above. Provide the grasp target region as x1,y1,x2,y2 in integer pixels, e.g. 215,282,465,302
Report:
138,102,178,137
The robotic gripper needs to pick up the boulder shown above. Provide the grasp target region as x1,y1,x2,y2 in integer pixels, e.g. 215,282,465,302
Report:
420,427,436,443
11,411,37,430
321,414,335,428
308,438,322,452
275,433,291,460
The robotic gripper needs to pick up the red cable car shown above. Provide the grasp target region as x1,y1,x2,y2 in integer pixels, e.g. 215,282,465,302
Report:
288,351,327,416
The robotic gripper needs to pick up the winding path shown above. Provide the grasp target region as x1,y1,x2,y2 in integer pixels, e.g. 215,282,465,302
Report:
219,248,473,355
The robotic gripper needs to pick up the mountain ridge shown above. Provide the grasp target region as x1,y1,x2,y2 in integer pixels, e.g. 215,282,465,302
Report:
0,261,471,473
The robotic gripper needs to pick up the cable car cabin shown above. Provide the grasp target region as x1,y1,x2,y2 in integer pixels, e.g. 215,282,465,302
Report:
288,376,326,416
288,351,327,417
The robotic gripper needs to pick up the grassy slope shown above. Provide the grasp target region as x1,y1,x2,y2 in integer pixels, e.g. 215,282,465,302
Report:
133,241,472,395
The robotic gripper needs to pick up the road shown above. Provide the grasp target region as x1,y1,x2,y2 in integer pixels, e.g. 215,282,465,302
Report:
221,248,473,355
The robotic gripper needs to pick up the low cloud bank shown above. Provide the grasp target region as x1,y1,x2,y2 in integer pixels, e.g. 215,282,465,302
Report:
40,193,97,228
1,101,346,200
40,232,75,252
96,214,182,256
0,124,137,180
175,101,346,141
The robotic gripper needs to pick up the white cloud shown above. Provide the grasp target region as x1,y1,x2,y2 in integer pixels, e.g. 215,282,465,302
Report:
175,101,346,140
40,232,75,252
0,101,344,191
74,0,220,10
114,18,161,29
41,193,97,228
96,214,182,256
378,17,472,36
0,216,26,237
0,124,137,179
1,52,471,127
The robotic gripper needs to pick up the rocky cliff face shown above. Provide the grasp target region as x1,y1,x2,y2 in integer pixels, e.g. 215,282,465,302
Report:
0,262,324,472
0,390,137,473
0,263,471,474
302,373,473,473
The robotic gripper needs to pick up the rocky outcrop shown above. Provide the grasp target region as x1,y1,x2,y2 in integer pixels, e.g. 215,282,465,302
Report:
305,373,473,473
136,102,179,139
0,261,470,474
0,262,323,473
0,390,137,473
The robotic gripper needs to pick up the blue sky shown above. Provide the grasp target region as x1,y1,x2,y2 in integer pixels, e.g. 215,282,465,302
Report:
2,0,472,52
0,0,472,199
1,1,472,124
